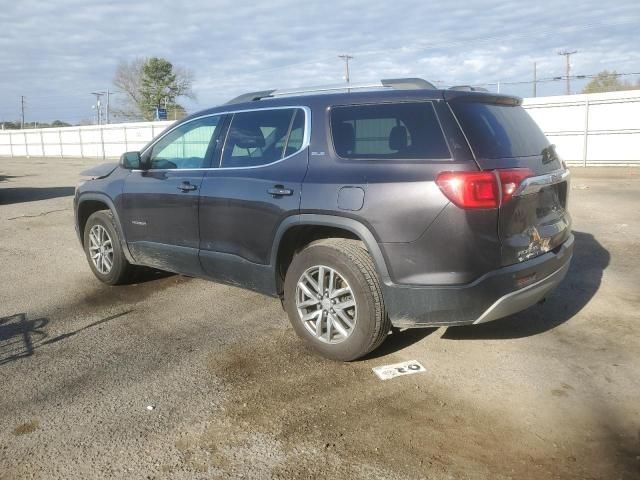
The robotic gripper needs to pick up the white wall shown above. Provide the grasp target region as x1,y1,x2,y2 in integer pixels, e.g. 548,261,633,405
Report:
523,90,640,165
1,89,639,165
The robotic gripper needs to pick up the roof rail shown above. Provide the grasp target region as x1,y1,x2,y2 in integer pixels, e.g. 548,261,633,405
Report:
225,89,276,105
449,85,489,92
381,78,436,90
226,77,437,105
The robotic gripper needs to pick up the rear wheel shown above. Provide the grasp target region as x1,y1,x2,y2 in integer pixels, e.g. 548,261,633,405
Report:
284,239,390,361
83,210,135,285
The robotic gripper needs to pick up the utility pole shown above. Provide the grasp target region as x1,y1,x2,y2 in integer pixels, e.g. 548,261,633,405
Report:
20,96,25,129
558,50,577,95
105,89,111,124
90,92,104,125
338,54,354,86
533,62,537,97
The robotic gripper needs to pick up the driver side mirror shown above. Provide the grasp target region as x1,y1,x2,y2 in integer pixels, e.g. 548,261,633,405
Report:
119,151,142,170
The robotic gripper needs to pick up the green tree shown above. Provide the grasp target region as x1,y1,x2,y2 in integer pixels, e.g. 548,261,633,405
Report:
582,70,637,94
51,120,71,128
113,57,194,121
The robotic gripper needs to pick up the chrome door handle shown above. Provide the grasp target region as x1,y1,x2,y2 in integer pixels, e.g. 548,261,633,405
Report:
267,186,293,197
178,182,198,192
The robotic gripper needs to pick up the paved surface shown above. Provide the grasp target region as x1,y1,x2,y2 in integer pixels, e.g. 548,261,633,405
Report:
1,158,639,479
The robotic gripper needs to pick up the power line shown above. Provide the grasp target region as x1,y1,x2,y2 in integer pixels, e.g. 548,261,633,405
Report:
3,70,640,125
475,70,640,89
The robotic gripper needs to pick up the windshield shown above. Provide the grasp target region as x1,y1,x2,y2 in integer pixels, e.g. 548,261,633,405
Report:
451,101,550,159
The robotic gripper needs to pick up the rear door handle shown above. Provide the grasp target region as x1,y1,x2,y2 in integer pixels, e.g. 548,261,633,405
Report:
267,185,293,197
178,181,198,192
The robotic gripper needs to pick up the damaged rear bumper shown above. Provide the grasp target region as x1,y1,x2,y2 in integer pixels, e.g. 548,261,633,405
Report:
383,234,574,328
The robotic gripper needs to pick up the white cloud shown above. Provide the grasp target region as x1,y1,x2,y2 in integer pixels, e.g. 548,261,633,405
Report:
0,0,639,122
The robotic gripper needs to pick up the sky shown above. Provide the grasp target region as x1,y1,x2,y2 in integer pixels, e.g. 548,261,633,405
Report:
1,0,639,124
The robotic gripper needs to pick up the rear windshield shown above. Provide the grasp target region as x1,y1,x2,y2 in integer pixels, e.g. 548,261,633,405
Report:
330,102,451,160
450,101,549,159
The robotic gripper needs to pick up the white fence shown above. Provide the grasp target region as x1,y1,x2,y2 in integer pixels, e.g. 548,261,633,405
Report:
0,121,172,160
1,89,639,165
523,89,640,165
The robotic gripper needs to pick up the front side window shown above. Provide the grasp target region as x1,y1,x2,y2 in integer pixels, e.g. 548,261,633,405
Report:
330,102,450,160
149,115,221,169
221,108,304,168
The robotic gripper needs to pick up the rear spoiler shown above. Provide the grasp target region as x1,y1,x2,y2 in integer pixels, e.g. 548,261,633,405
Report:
444,90,522,106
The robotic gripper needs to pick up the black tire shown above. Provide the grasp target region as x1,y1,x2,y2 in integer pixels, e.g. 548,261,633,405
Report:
283,239,390,361
83,210,135,285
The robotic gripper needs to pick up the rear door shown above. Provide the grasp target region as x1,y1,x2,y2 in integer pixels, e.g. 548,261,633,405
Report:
121,115,224,275
448,96,571,265
198,107,309,293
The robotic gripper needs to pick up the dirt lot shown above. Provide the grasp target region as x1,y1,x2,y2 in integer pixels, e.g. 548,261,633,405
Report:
1,157,639,479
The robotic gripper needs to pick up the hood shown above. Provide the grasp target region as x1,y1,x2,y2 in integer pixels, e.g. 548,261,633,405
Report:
80,162,118,180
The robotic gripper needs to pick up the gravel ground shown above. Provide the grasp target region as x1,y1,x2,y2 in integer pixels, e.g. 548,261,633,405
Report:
0,158,639,479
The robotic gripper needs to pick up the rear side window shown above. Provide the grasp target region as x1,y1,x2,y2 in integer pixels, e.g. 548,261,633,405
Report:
450,101,550,159
330,102,450,159
221,108,304,168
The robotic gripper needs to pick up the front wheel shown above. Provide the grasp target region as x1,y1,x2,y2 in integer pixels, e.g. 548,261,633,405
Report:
83,210,135,285
283,239,390,361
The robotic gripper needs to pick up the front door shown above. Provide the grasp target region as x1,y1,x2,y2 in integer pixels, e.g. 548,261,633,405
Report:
121,115,224,275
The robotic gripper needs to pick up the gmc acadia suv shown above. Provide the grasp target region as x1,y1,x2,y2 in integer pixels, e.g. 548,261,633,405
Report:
74,78,573,361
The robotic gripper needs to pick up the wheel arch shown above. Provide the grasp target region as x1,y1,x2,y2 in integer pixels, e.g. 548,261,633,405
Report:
76,193,135,264
271,214,391,295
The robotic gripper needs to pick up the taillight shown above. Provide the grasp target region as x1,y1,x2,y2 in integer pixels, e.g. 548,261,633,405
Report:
497,168,534,203
435,171,499,209
436,168,534,209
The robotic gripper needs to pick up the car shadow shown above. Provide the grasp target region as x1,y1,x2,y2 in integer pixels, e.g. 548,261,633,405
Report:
441,230,608,340
362,327,438,360
0,186,75,205
130,267,175,284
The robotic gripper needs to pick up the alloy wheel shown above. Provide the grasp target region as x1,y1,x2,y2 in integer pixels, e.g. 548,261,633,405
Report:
295,265,357,344
88,224,114,275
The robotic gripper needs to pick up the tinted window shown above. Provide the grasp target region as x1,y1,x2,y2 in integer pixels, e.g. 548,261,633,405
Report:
221,108,304,168
450,101,550,159
330,102,450,159
285,110,305,154
150,116,220,169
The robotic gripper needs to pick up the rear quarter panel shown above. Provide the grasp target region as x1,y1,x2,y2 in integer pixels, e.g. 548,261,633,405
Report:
301,100,501,285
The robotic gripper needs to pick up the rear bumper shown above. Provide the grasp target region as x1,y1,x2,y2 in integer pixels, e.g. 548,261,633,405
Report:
383,233,574,328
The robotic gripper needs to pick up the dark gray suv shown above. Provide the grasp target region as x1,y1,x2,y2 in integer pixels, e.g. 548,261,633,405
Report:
74,78,573,361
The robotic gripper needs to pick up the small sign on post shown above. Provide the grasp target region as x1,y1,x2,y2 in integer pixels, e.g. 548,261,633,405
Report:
155,107,168,121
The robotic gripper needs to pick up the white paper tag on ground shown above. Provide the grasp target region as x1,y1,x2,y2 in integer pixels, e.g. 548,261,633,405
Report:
372,360,426,380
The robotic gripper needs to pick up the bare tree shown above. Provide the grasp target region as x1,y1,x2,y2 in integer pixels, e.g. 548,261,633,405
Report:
112,58,145,120
174,65,196,101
